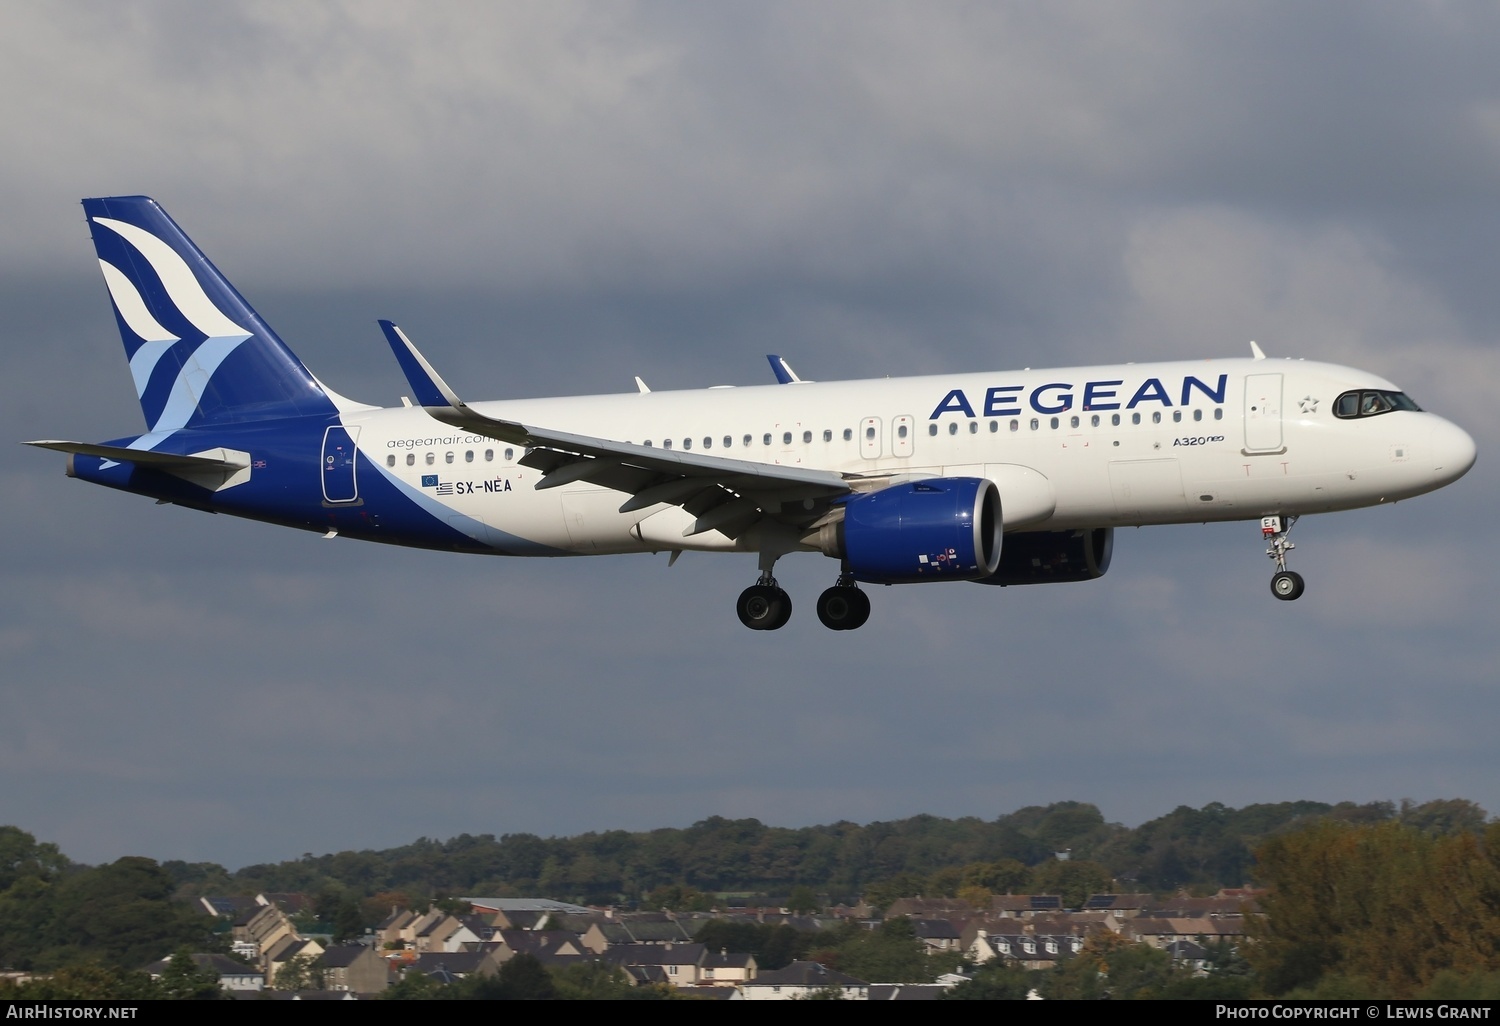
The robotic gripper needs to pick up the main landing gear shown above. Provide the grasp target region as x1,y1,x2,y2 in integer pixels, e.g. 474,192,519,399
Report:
1262,515,1305,601
737,573,792,631
816,572,871,631
737,560,871,631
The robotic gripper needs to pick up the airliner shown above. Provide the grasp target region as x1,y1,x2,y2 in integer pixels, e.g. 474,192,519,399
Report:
27,197,1477,630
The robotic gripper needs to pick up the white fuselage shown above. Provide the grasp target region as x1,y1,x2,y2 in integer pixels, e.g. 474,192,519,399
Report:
347,356,1475,557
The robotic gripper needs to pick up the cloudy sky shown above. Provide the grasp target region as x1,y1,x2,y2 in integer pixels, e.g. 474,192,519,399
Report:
1,1,1496,869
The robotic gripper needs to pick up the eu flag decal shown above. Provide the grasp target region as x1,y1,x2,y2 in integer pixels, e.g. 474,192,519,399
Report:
421,474,438,488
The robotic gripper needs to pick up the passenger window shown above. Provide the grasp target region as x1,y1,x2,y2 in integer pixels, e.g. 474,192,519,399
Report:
406,453,415,466
897,425,908,439
948,422,958,435
425,453,435,465
866,426,877,440
1091,415,1100,427
823,429,832,442
1030,418,1039,431
783,431,793,445
1132,413,1141,425
485,449,494,461
989,420,998,433
1172,411,1182,423
1009,420,1018,432
1193,409,1202,422
928,424,938,436
724,436,732,448
504,448,514,460
1112,414,1121,426
843,428,853,441
803,430,812,443
386,455,396,467
682,438,692,450
1152,412,1161,424
703,437,711,449
644,440,653,447
744,434,753,446
465,450,474,462
763,433,772,445
1213,409,1223,421
445,452,454,463
969,421,978,434
1050,417,1059,429
1070,416,1079,428
663,439,672,450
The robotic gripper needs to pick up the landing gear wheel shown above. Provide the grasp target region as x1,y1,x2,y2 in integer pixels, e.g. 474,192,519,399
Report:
817,587,871,631
768,589,793,630
1271,570,1305,601
737,585,792,630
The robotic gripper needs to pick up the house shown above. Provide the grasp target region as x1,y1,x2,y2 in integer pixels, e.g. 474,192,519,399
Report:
884,897,976,920
462,898,594,917
143,953,264,992
735,961,869,1000
408,950,503,980
234,904,295,963
698,950,757,987
910,918,963,954
197,896,260,919
605,942,707,987
1123,916,1245,949
374,907,418,949
256,892,313,916
972,932,1084,971
318,945,390,993
265,937,324,987
1078,893,1155,920
494,930,587,962
990,894,1067,918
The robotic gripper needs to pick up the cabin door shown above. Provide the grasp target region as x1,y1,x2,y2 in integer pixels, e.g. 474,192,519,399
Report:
321,425,360,503
1243,374,1285,453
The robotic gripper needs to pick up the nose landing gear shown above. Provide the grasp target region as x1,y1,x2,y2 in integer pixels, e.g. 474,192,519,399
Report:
1263,515,1304,601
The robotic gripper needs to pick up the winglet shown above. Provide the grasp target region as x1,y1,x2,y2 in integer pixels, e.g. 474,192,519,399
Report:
767,355,803,384
635,376,651,394
379,320,466,410
1249,340,1267,361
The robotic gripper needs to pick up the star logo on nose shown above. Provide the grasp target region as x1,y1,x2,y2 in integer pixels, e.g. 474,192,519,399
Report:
1298,395,1319,414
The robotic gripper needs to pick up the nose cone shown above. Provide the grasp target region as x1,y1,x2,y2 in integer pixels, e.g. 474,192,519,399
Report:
1430,417,1477,486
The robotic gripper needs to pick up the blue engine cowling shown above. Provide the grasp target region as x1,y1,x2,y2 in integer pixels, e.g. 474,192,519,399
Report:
972,527,1114,586
832,477,1003,584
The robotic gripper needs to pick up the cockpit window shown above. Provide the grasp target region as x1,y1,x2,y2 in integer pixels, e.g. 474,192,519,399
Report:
1333,389,1422,419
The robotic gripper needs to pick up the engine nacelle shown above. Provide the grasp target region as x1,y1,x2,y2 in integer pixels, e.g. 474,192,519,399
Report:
972,527,1114,586
816,477,1003,584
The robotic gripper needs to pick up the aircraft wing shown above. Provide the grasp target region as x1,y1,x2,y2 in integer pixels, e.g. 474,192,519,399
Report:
380,322,850,538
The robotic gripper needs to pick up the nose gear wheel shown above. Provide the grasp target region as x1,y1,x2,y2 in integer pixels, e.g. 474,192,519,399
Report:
1263,515,1304,601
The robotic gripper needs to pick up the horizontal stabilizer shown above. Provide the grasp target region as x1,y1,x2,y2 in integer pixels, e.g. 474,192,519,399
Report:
26,439,252,491
24,439,239,469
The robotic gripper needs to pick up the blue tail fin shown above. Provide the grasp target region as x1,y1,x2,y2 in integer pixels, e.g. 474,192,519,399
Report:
82,196,340,433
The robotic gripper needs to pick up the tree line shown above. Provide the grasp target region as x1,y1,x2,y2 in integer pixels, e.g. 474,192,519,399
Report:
170,798,1482,905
